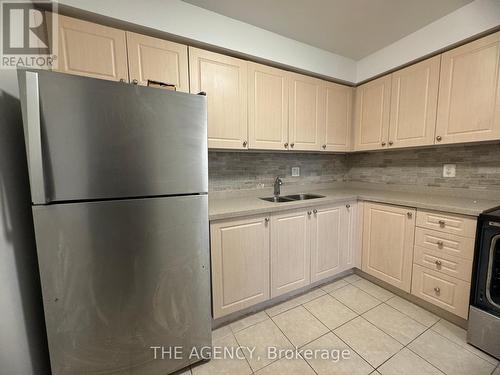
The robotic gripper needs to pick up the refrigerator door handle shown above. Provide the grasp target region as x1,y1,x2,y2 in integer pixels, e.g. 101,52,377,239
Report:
25,71,46,204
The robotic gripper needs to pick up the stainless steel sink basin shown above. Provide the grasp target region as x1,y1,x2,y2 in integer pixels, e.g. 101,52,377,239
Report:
260,196,294,203
283,194,325,200
260,193,325,203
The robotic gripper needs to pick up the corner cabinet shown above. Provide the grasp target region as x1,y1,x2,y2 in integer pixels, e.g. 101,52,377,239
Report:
248,62,289,150
435,31,500,145
353,75,392,151
51,14,129,82
126,32,189,92
210,215,270,319
361,202,415,292
310,203,357,281
322,82,353,152
189,47,248,150
288,73,325,151
388,56,440,148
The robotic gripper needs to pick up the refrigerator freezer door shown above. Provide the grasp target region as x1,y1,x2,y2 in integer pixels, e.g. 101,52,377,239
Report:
19,70,207,204
32,195,211,375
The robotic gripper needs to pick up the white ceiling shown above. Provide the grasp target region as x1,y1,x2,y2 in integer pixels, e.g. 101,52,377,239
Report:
181,0,473,60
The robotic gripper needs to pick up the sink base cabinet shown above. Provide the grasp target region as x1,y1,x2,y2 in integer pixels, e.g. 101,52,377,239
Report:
270,209,311,297
210,215,270,319
210,202,357,318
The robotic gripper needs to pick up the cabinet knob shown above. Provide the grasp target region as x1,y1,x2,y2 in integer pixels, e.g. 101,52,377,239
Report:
119,78,126,83
388,141,394,146
435,260,442,267
438,220,446,227
437,241,444,248
265,217,270,223
243,140,247,147
307,211,312,216
313,209,318,214
132,79,139,84
284,142,289,149
290,143,295,148
434,287,441,294
407,212,413,218
346,204,351,209
436,136,442,142
322,144,327,149
381,142,386,146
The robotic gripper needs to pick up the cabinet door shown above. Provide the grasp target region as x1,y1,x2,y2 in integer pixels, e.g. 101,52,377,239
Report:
436,31,500,144
362,202,415,292
248,62,289,150
389,56,440,148
289,73,325,151
353,75,391,151
53,14,128,82
342,202,358,271
189,47,248,150
271,209,310,297
126,32,189,92
210,215,270,318
310,204,344,282
322,82,353,152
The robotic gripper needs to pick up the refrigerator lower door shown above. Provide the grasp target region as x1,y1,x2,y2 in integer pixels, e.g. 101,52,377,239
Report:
32,195,211,375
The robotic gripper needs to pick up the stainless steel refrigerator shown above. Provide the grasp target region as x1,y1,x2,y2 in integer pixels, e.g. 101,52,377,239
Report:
17,69,211,375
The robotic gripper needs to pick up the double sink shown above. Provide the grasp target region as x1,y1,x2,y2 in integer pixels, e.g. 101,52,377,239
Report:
260,193,325,203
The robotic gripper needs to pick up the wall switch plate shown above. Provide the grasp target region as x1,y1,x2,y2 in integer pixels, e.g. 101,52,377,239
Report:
443,164,456,178
291,167,300,177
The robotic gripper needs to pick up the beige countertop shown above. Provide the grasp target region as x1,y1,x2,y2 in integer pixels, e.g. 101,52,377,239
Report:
209,183,500,221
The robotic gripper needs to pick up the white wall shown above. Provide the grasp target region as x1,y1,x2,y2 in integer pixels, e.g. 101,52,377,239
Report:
0,70,50,374
57,0,357,82
58,0,500,84
356,0,500,82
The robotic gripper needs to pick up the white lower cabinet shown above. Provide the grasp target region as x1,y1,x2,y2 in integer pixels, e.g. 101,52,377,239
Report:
210,215,270,319
270,209,311,297
361,202,415,292
210,201,357,317
310,203,358,282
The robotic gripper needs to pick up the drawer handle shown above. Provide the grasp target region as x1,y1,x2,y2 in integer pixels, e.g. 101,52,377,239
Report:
438,220,446,227
434,287,440,294
436,241,444,248
435,260,442,267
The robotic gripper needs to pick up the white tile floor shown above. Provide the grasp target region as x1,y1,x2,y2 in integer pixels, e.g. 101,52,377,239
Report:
183,274,499,375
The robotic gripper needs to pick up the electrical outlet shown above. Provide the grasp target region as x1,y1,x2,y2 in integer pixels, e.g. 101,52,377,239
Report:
291,167,300,177
443,164,456,178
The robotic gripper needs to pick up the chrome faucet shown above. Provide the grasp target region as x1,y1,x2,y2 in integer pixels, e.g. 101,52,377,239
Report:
274,177,283,197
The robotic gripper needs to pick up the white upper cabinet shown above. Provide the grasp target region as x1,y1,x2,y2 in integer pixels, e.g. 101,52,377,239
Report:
126,32,189,92
288,73,325,151
388,55,440,148
322,82,353,152
353,75,392,151
435,31,500,144
189,47,248,150
52,14,128,82
248,62,289,150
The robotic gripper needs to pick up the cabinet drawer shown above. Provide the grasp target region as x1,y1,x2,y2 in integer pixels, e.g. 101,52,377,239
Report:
416,209,476,238
413,246,472,282
411,264,470,319
414,227,475,260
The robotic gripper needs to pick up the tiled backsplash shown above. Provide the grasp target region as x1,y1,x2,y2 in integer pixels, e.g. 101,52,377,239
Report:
208,143,500,192
348,143,500,190
209,151,348,191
